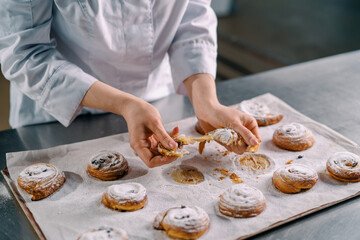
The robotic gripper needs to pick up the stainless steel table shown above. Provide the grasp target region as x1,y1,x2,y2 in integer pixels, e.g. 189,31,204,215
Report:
1,50,360,240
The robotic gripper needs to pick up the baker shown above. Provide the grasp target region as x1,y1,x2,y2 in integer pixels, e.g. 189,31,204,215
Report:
0,0,260,167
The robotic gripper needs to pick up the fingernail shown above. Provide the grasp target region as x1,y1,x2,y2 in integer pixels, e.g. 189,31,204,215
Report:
169,141,177,149
250,137,258,146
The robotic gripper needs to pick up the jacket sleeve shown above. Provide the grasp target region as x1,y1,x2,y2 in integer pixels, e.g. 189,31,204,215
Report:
0,0,98,127
168,0,218,95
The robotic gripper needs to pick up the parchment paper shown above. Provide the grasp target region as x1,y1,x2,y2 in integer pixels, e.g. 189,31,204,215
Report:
6,93,360,240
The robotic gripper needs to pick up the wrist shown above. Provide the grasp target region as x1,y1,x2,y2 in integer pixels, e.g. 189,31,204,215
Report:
183,73,220,118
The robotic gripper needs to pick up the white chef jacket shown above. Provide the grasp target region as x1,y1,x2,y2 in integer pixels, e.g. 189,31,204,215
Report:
0,0,217,128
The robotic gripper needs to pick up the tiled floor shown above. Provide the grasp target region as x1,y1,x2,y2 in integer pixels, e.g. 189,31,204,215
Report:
1,0,359,130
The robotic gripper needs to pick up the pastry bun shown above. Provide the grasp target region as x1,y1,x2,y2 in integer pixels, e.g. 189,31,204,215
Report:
273,165,318,193
327,152,360,182
239,100,283,126
219,184,266,218
273,123,314,151
154,205,210,239
102,182,147,211
87,151,128,181
78,226,128,240
17,163,66,201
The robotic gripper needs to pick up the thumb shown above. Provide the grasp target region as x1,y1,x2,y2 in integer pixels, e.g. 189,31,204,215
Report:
234,124,258,146
151,123,177,149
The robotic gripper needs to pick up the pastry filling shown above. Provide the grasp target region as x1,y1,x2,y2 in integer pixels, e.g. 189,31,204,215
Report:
238,154,270,170
171,166,204,185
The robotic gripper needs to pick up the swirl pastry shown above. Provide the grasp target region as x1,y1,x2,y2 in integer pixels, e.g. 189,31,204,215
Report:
154,205,210,239
87,151,128,181
219,184,266,218
78,226,128,240
17,163,66,201
273,123,314,151
210,128,242,145
239,100,283,126
326,152,360,182
273,165,318,193
102,182,147,211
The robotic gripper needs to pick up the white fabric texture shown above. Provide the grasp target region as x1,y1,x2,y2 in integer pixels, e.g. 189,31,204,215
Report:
0,0,217,127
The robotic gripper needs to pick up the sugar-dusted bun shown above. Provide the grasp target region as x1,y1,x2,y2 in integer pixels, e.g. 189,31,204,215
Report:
154,205,210,239
102,182,147,211
87,151,128,181
219,184,266,218
273,165,318,193
239,100,283,126
78,226,128,240
327,152,360,182
273,123,314,151
17,163,66,200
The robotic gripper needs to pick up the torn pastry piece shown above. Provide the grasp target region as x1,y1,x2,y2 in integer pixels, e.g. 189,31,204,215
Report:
154,205,210,239
198,128,260,154
156,132,192,158
157,143,190,158
239,100,283,126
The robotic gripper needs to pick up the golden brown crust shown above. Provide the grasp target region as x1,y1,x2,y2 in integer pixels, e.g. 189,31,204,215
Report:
256,114,283,126
272,165,318,194
17,163,66,201
161,223,208,239
273,135,314,151
102,194,147,211
153,205,210,239
326,152,360,182
101,183,147,212
218,185,266,218
272,123,314,151
87,151,128,181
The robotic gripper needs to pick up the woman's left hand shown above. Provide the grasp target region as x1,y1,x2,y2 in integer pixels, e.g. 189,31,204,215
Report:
196,103,260,154
183,73,260,155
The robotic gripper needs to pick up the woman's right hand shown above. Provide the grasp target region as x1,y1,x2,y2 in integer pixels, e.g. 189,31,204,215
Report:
81,81,178,168
121,97,179,168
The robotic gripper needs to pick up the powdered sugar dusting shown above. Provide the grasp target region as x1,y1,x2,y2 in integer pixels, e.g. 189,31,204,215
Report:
219,184,265,215
275,164,318,183
89,151,127,171
78,226,128,240
273,123,313,143
156,206,209,233
211,128,239,145
106,183,146,203
327,152,360,172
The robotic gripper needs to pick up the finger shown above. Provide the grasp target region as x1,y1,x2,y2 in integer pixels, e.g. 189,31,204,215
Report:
233,123,259,146
150,122,177,149
134,147,155,168
147,156,178,168
247,117,261,141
